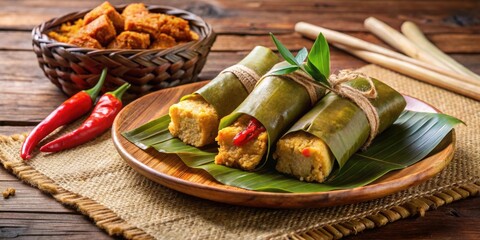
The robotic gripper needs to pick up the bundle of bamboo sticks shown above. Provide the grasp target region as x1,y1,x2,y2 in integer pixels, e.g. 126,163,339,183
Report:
295,18,480,101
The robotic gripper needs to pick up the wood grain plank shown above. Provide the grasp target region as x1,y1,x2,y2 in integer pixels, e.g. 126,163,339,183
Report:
0,0,478,34
0,180,76,213
0,127,31,136
429,34,480,53
0,31,32,50
0,166,114,239
3,30,480,55
0,176,17,181
0,50,67,123
0,168,19,181
349,196,480,239
0,212,112,239
2,0,479,14
212,33,480,54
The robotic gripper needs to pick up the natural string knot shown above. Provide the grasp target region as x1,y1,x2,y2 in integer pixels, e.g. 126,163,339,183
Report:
221,65,260,93
260,64,324,105
328,70,379,148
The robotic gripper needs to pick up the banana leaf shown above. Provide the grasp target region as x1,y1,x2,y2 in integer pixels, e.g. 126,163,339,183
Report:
122,110,461,192
219,63,326,169
284,77,406,168
182,46,279,117
122,115,171,149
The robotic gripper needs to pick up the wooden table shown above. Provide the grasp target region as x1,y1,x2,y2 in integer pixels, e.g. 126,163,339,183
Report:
1,0,479,239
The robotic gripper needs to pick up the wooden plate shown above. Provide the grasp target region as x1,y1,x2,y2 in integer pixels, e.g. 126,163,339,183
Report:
112,81,455,208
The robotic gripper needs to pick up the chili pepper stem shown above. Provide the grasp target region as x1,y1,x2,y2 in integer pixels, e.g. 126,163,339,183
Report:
84,68,108,99
108,83,131,101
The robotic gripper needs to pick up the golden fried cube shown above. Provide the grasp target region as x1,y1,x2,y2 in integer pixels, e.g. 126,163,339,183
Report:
124,13,165,37
107,31,150,49
122,3,149,18
68,34,103,49
150,33,177,49
125,13,195,43
159,15,192,41
80,14,116,46
84,1,124,31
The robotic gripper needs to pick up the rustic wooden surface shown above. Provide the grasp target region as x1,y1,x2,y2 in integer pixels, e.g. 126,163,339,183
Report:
0,0,478,239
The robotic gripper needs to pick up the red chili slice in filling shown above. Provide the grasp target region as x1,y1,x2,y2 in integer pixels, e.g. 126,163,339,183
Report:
233,118,266,147
302,148,311,157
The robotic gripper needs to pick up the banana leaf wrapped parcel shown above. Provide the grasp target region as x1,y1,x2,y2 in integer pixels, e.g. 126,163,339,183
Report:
168,46,279,147
215,62,326,170
274,73,406,183
122,34,462,193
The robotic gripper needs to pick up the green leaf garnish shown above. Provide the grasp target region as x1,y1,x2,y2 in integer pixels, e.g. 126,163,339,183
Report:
295,47,308,64
270,32,331,89
270,65,299,75
270,33,298,66
304,61,329,87
307,34,330,79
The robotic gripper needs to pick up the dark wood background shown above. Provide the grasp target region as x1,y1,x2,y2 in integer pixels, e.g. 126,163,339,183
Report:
0,0,479,239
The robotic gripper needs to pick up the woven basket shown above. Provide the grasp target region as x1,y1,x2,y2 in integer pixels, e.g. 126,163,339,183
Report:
32,5,216,101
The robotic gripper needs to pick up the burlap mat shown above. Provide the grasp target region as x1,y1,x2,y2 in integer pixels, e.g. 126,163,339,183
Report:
0,65,479,239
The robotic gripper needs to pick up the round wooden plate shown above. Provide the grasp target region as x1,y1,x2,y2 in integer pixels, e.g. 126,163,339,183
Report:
112,81,455,208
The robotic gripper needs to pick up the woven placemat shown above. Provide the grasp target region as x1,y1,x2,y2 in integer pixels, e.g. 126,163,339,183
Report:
0,65,479,239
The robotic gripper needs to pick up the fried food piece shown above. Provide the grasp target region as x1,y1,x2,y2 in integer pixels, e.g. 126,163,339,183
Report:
84,1,124,31
124,13,165,37
48,2,197,49
122,3,149,18
3,187,16,199
190,31,199,41
168,95,219,147
125,13,195,42
79,14,116,46
150,33,177,49
68,34,103,48
48,32,70,43
48,19,84,43
159,15,193,42
107,31,150,49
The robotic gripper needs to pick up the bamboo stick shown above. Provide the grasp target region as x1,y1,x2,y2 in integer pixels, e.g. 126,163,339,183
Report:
294,22,480,86
364,17,449,69
401,21,480,82
334,44,480,101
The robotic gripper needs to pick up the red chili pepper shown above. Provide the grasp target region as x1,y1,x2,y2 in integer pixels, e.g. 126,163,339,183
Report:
20,69,108,160
40,83,130,153
233,118,266,147
302,148,311,158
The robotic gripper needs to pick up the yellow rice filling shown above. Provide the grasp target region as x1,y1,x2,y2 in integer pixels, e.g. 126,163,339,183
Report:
274,131,334,183
168,95,219,147
215,115,268,171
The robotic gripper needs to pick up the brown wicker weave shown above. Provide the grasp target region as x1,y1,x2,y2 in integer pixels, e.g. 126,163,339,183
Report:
32,4,216,101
